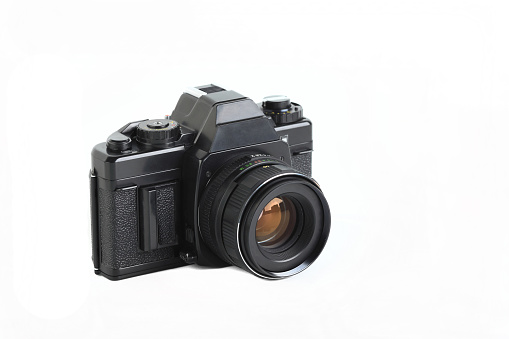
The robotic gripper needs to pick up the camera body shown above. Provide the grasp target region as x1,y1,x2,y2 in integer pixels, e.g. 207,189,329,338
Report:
90,85,320,280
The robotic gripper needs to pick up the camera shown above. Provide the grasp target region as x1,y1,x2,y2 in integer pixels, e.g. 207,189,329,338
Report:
90,85,331,280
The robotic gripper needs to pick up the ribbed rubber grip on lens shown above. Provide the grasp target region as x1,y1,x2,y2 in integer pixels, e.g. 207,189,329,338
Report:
199,155,257,262
221,185,252,267
199,155,284,264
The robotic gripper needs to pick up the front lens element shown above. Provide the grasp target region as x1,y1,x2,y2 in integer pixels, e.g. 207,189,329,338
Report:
255,197,297,247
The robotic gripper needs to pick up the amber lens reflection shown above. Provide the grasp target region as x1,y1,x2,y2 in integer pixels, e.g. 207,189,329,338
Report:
255,196,296,247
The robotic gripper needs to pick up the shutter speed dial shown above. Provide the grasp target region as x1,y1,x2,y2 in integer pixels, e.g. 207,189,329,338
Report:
261,95,303,125
136,119,181,145
263,95,291,110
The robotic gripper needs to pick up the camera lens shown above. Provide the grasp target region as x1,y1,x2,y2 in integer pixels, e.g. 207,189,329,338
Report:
199,155,330,279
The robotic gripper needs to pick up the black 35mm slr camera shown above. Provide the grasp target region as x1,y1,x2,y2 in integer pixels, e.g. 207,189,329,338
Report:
90,85,331,280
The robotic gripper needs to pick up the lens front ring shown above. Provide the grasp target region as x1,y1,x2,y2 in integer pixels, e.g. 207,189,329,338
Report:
238,178,328,277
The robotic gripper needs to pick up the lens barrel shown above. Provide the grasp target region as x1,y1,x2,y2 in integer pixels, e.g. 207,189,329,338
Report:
199,155,330,279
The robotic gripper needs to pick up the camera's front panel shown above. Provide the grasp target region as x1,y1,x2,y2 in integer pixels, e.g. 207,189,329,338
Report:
273,119,313,177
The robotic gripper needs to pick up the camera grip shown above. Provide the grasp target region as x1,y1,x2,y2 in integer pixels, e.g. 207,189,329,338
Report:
97,186,179,271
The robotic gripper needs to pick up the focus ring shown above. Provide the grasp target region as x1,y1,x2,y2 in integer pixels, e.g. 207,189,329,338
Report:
199,155,284,263
221,184,253,268
199,156,251,262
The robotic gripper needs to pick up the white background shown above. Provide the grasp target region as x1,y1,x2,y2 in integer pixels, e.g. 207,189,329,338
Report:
1,0,508,338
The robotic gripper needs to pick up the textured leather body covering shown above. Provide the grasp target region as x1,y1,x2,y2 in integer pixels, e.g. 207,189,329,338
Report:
291,152,312,177
98,186,181,270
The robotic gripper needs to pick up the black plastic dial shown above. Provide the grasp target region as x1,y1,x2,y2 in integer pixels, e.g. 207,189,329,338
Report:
261,95,303,125
263,95,291,110
136,119,181,145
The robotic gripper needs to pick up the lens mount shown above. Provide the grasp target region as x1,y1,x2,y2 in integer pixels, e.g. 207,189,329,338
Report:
199,155,330,279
